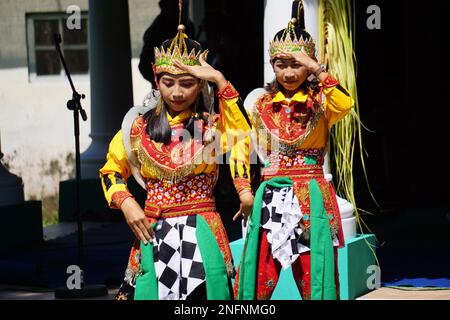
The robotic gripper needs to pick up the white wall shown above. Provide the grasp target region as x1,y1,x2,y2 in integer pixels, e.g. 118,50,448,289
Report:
0,0,157,201
0,58,150,200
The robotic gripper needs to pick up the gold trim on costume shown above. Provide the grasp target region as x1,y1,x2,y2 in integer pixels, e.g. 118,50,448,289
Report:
253,93,324,153
137,140,204,183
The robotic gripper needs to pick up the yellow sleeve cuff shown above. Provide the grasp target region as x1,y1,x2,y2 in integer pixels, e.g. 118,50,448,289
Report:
99,130,133,209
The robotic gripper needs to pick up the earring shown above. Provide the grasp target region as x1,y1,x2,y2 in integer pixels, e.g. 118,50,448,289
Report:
191,96,200,119
155,96,163,116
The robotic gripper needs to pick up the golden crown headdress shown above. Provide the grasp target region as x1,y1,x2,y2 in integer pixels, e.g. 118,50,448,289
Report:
154,1,207,75
268,0,316,60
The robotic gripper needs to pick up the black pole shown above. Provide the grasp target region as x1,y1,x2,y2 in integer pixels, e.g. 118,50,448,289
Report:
53,33,107,299
74,107,83,274
54,32,86,277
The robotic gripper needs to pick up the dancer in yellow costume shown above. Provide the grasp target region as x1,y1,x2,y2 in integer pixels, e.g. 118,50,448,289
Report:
99,6,254,299
233,0,354,300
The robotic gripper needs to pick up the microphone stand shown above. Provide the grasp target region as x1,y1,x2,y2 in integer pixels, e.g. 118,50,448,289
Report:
53,33,108,299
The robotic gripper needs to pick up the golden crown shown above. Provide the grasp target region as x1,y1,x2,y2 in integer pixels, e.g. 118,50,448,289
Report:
154,24,207,75
269,18,316,60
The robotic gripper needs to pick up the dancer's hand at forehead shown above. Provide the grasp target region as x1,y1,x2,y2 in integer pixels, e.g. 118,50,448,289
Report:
276,50,320,74
172,53,228,91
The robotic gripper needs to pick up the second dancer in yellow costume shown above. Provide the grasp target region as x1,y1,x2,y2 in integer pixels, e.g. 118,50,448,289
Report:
233,0,354,300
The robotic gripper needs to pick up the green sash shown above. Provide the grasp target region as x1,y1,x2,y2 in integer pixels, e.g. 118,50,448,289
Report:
236,175,336,300
134,223,158,300
237,177,293,300
196,215,230,300
134,216,230,300
309,179,337,300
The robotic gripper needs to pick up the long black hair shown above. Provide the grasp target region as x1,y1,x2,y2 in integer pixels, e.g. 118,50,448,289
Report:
143,38,209,145
142,89,209,145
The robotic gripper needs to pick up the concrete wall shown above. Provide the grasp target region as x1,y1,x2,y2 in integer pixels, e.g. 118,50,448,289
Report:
0,0,158,202
129,0,160,58
0,0,89,69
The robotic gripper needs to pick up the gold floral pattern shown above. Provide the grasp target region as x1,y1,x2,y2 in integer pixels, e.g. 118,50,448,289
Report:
144,173,217,207
233,177,252,194
253,93,324,151
110,191,133,209
130,116,217,183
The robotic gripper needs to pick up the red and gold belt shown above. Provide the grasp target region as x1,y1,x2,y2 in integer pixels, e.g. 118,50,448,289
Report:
262,165,324,180
144,199,216,219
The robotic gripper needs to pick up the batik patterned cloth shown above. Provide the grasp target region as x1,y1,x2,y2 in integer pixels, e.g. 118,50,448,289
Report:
153,215,205,300
261,185,306,269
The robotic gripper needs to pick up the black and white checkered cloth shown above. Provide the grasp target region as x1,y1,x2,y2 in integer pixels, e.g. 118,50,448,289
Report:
153,215,206,300
261,185,310,269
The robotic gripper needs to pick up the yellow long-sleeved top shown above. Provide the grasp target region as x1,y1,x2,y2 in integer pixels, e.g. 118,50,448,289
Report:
230,75,355,185
99,82,253,209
